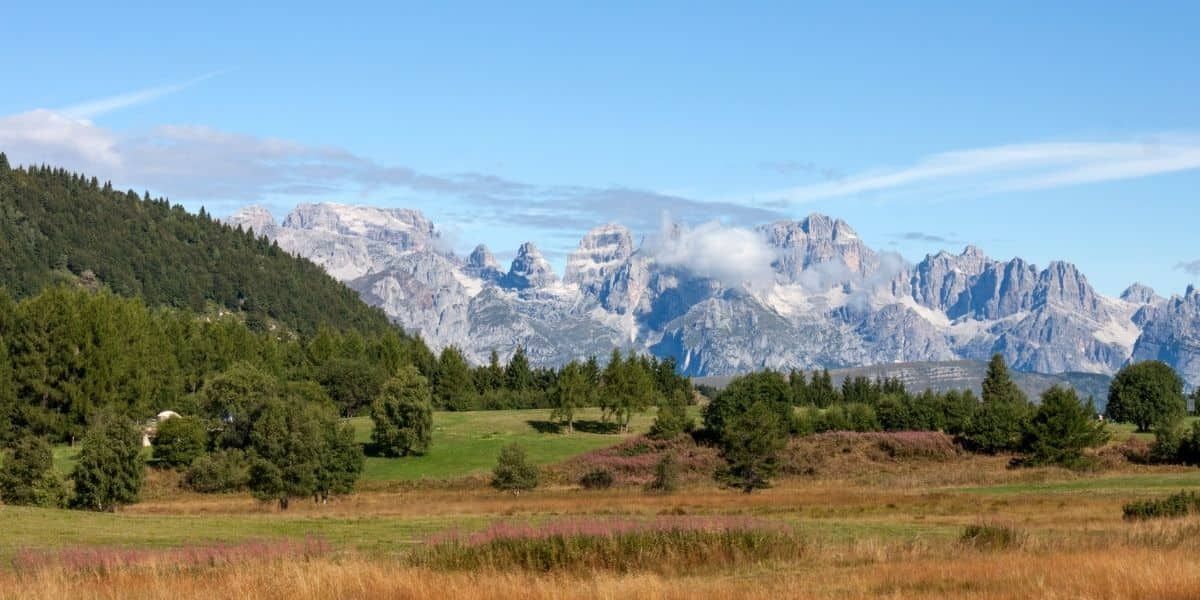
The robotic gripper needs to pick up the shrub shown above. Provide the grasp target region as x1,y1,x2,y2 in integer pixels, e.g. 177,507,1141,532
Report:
71,415,145,512
0,435,68,508
646,453,679,494
579,469,614,490
960,522,1025,550
152,416,208,469
492,443,538,493
415,516,803,573
185,449,250,493
556,435,721,486
648,389,693,440
1122,491,1200,521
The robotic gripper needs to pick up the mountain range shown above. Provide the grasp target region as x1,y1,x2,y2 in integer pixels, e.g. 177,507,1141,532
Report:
228,203,1200,385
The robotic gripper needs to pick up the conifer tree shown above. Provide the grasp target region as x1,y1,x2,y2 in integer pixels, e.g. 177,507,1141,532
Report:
1022,386,1108,467
435,346,474,410
504,346,534,391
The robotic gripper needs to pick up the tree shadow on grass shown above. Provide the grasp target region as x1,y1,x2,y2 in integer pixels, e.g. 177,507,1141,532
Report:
526,420,620,435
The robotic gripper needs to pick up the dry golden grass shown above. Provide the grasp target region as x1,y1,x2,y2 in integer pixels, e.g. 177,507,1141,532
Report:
5,542,1200,600
8,442,1200,599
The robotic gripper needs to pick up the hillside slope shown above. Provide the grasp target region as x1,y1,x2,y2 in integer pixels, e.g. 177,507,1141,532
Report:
0,156,388,335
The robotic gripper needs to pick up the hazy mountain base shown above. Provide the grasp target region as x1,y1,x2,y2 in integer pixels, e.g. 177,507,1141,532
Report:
695,359,1112,407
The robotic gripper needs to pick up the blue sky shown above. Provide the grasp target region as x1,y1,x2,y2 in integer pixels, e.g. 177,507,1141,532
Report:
1,1,1198,296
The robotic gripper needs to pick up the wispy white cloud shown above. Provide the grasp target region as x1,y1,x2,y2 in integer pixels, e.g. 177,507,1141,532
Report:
58,71,227,119
1176,260,1200,276
768,138,1200,204
0,108,781,232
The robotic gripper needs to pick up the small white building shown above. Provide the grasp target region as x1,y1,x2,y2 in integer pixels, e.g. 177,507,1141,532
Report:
142,410,182,447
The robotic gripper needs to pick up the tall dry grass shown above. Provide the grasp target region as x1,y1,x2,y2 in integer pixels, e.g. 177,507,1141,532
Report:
5,544,1200,600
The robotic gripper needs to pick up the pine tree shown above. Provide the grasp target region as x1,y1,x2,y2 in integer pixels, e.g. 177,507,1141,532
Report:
965,354,1033,453
789,369,809,405
504,346,534,391
1022,386,1108,467
71,415,145,511
809,369,839,408
434,346,474,410
370,366,433,457
717,401,787,493
982,354,1025,405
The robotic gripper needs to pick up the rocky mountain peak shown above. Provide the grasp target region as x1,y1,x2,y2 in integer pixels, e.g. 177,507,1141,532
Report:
503,242,558,289
961,244,986,258
1121,282,1161,305
1036,260,1100,313
281,203,437,251
761,214,877,281
563,224,634,288
464,244,503,282
226,205,278,237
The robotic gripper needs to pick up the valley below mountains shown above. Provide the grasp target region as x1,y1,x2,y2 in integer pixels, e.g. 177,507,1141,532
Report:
228,203,1200,385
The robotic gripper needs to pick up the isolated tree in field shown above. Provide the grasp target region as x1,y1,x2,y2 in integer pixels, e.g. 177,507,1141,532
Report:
1021,386,1108,467
1105,360,1185,432
370,366,433,456
964,354,1032,453
152,416,208,468
717,400,787,493
247,400,324,510
71,415,145,512
434,346,474,410
601,351,656,433
649,389,693,440
551,361,593,433
491,442,538,493
0,434,67,507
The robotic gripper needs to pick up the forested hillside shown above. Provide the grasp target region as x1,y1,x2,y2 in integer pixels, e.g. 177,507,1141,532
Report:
0,154,388,335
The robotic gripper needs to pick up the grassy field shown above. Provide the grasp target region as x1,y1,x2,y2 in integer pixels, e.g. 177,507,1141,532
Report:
7,409,1200,599
351,407,669,481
